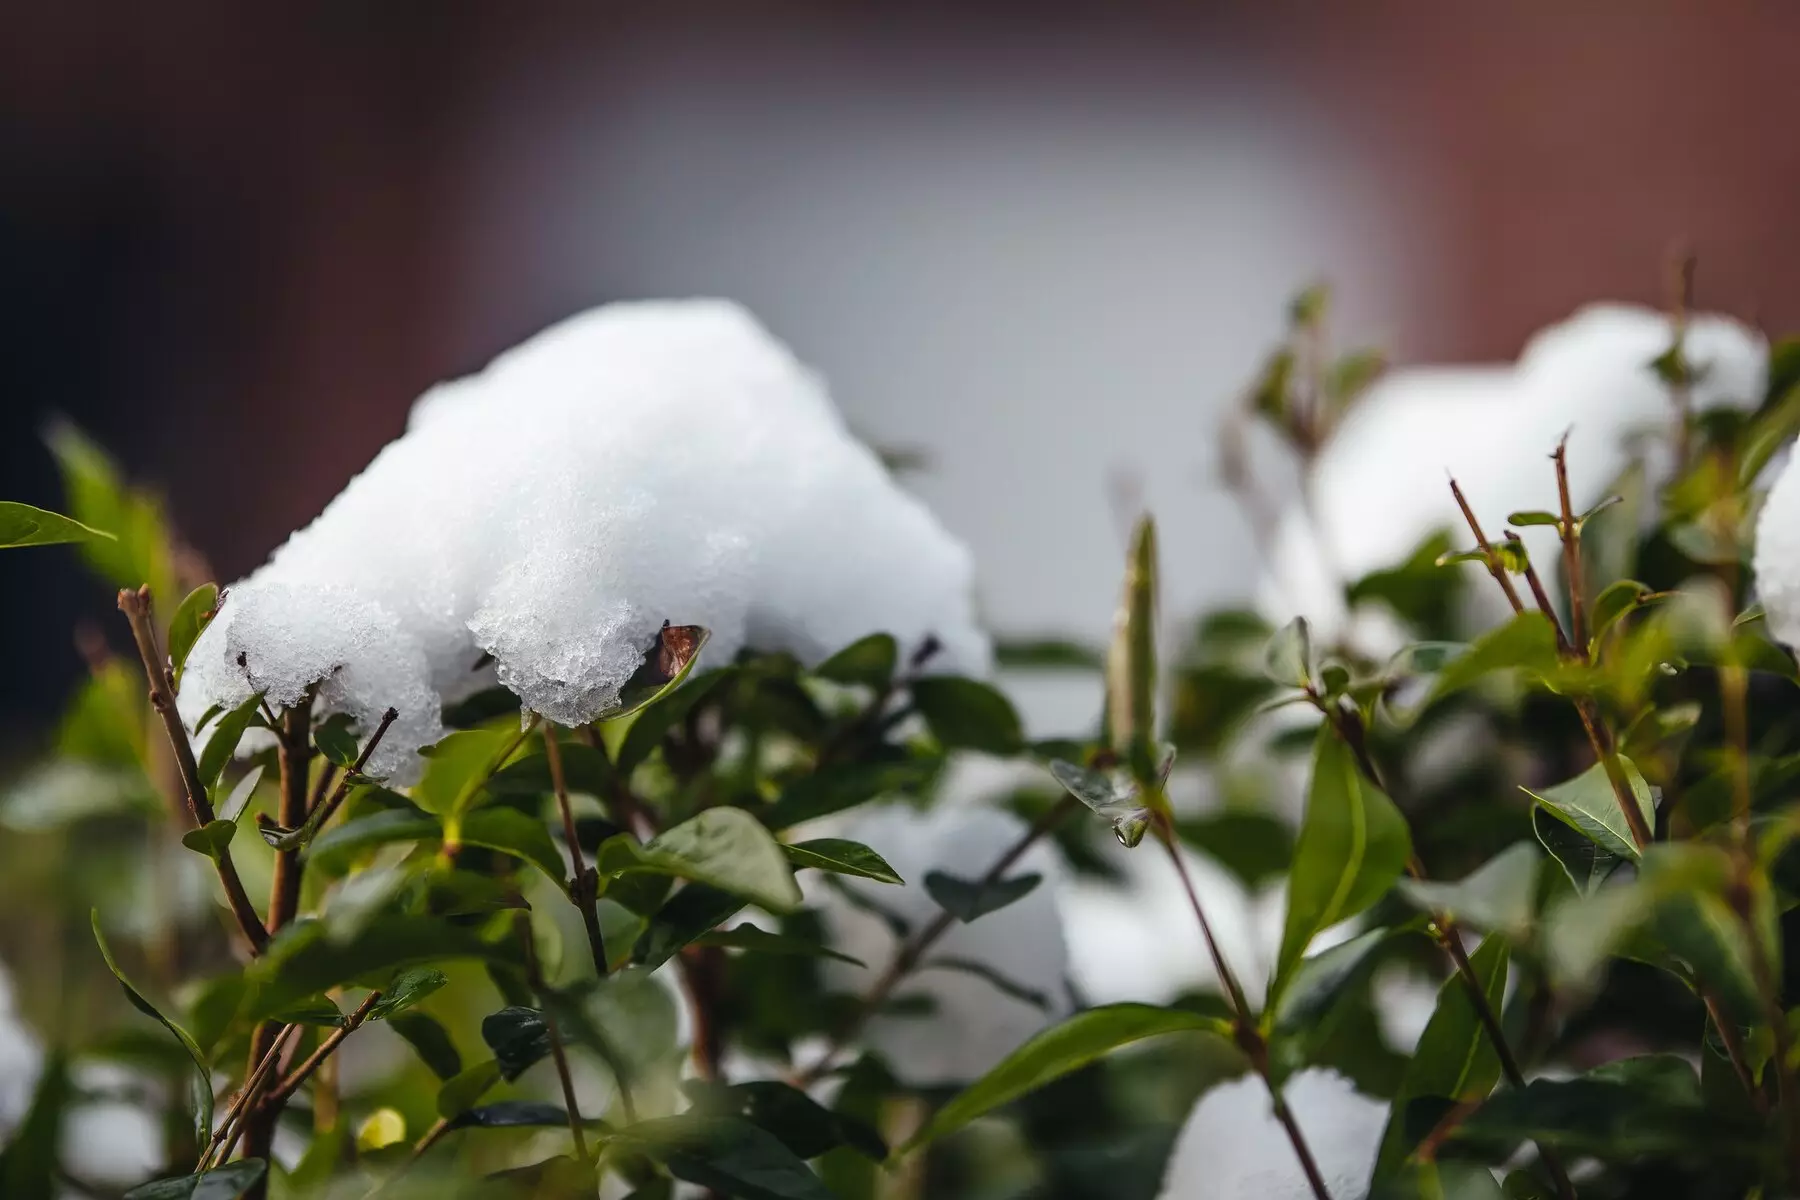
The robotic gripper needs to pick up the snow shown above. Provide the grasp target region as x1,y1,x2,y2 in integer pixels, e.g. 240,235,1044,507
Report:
1159,1069,1387,1200
1260,303,1768,646
177,300,988,779
1754,453,1800,651
815,801,1069,1086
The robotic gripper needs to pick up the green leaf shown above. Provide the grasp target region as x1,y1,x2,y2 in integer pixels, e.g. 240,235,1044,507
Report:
0,1052,69,1198
899,1003,1229,1154
635,885,746,970
614,668,734,777
1273,730,1411,997
1522,757,1653,866
368,968,448,1020
245,915,520,1022
91,913,212,1146
180,818,238,861
449,1101,576,1130
1423,613,1562,706
0,500,115,549
694,924,865,966
1274,925,1406,1034
1376,935,1510,1175
1396,842,1541,941
687,1080,886,1162
1178,809,1294,890
1047,758,1152,848
313,715,360,768
1589,580,1659,648
762,757,939,830
615,1114,837,1200
308,806,567,890
482,1006,551,1081
1105,516,1160,772
122,1160,268,1200
1654,891,1763,1026
414,726,527,818
1263,616,1313,688
390,1012,462,1080
813,634,898,690
437,1059,503,1118
782,838,903,885
198,692,264,791
609,624,711,720
1504,510,1562,528
992,638,1104,671
626,808,804,914
217,765,263,825
909,677,1024,755
1532,807,1624,896
46,421,177,601
923,869,1042,923
167,583,219,689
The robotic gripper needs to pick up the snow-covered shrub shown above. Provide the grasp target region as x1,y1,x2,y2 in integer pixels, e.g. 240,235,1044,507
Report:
6,282,1800,1200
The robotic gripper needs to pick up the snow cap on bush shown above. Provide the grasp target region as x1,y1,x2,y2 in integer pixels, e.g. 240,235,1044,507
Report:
1753,451,1800,650
817,802,1068,1087
177,300,989,779
1260,302,1768,643
1159,1068,1387,1200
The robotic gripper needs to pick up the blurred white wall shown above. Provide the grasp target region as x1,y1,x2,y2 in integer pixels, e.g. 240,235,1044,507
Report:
449,30,1428,698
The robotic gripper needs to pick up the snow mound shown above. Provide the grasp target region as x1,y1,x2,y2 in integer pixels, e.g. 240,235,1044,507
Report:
1159,1068,1388,1199
1260,302,1768,646
1754,454,1800,651
815,801,1068,1086
178,300,988,780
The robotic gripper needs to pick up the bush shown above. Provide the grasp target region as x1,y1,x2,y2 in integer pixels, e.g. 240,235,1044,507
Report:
4,289,1800,1200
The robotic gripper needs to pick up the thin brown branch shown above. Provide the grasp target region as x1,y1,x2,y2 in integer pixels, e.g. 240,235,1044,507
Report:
116,586,268,953
1551,437,1589,655
793,796,1079,1087
305,707,400,832
1513,537,1573,656
1704,989,1766,1114
260,991,383,1111
516,913,589,1163
543,726,608,977
1449,478,1525,614
200,1021,298,1170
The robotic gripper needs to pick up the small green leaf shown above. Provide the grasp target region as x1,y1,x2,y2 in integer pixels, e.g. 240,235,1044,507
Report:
0,500,115,549
437,1059,503,1118
180,819,238,861
1396,842,1541,941
198,692,265,791
923,869,1042,923
992,638,1104,671
686,1079,887,1162
1589,580,1659,649
1274,925,1405,1034
313,715,360,768
91,913,212,1146
782,838,903,885
166,582,219,688
1262,616,1313,689
1375,935,1510,1175
449,1101,576,1130
308,806,567,890
1424,613,1561,705
1047,759,1152,848
762,757,940,830
695,924,865,966
898,1004,1230,1155
368,968,448,1020
813,634,898,690
482,1007,551,1081
217,765,263,825
625,808,804,914
390,1011,462,1080
1273,730,1411,998
122,1160,268,1200
635,885,747,970
909,677,1024,755
1505,510,1563,528
1523,757,1653,866
616,1114,837,1200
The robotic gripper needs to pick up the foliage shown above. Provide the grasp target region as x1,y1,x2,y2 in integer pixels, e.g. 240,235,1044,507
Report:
5,297,1800,1200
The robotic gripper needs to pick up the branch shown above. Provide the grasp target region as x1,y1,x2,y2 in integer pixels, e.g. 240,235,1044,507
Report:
116,586,268,953
259,991,383,1111
793,796,1079,1087
1551,436,1589,655
543,726,607,977
199,1021,298,1170
516,913,589,1164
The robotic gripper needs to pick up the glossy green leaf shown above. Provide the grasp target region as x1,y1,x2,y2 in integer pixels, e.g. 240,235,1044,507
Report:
1273,730,1411,996
368,967,448,1020
308,806,567,890
909,676,1024,755
217,765,263,825
608,623,711,720
390,1011,462,1080
121,1160,268,1200
1263,616,1313,688
1376,935,1510,1175
197,692,264,791
621,808,803,914
313,715,360,769
923,869,1042,923
245,915,520,1022
694,924,865,966
1589,580,1659,648
1523,757,1653,867
482,1006,552,1081
415,725,528,819
782,838,903,885
616,1114,836,1200
0,500,114,549
91,913,212,1145
899,1003,1230,1154
635,885,746,970
1047,758,1152,848
180,818,238,861
1274,925,1405,1034
449,1101,576,1130
1423,613,1561,705
813,634,899,690
762,757,939,830
1505,510,1562,528
167,583,218,688
686,1079,886,1162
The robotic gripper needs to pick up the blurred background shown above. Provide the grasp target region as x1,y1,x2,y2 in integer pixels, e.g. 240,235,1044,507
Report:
7,1,1800,736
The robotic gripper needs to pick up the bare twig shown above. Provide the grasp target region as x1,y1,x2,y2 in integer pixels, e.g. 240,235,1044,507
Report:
260,991,383,1111
1552,437,1589,654
116,586,268,953
200,1021,298,1169
793,796,1079,1087
1449,479,1526,614
543,726,608,977
301,707,399,834
516,913,589,1163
